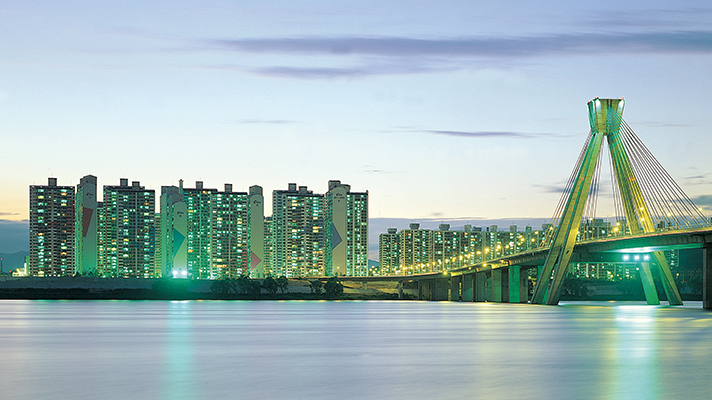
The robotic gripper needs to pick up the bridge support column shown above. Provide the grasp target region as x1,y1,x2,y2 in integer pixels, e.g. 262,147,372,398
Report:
362,281,367,290
508,266,527,303
426,280,434,301
475,272,486,302
417,280,424,301
704,244,712,309
398,281,404,300
502,270,510,302
536,266,549,303
491,270,503,302
449,276,461,301
639,262,660,305
433,278,449,301
462,274,474,302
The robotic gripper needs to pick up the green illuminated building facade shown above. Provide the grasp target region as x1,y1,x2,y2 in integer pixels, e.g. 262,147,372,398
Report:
272,183,324,277
75,175,97,275
29,177,75,276
379,224,485,275
247,185,266,278
183,181,217,279
210,184,249,279
158,184,188,278
324,180,369,276
98,179,155,278
431,224,461,270
398,223,431,275
378,228,399,276
263,216,273,276
345,190,369,276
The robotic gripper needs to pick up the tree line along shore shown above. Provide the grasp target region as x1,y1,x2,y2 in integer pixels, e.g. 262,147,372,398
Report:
0,276,405,301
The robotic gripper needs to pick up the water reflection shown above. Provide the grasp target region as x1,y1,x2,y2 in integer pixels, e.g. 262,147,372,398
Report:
162,301,195,400
0,300,711,400
608,305,658,400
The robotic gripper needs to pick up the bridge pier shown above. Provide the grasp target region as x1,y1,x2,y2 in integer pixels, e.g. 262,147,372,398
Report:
398,281,404,300
475,272,487,301
491,270,503,302
508,266,527,303
535,265,549,303
434,278,449,301
417,279,448,301
704,245,712,310
449,275,461,301
639,262,661,305
462,274,474,302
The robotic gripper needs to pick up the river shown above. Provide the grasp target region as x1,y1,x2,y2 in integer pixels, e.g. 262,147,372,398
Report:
1,300,711,399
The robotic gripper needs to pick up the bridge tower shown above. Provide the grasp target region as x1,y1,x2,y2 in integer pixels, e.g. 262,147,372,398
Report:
531,98,683,305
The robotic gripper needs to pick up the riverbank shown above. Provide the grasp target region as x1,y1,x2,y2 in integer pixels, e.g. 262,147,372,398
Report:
0,276,412,300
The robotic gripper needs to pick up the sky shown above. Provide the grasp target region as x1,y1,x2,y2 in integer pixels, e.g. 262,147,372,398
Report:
2,1,712,255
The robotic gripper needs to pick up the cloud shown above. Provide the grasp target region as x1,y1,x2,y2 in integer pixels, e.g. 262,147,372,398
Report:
385,128,547,139
205,31,712,59
204,62,444,79
249,65,378,79
683,173,712,186
585,8,712,31
532,183,569,194
635,121,694,128
245,63,446,79
422,130,530,138
691,195,712,207
237,119,298,124
0,212,19,216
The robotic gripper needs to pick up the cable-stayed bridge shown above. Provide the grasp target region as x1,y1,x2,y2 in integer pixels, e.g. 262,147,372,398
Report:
341,98,712,308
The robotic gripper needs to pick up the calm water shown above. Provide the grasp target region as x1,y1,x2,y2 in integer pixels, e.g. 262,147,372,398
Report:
1,300,711,400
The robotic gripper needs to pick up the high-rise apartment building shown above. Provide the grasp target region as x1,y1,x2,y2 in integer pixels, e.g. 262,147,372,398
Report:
29,178,75,276
158,184,188,278
381,224,487,275
210,184,249,278
431,224,460,270
346,187,369,276
324,180,368,276
98,179,155,278
379,228,399,276
153,211,161,276
263,216,273,276
248,185,265,278
398,223,431,274
75,175,97,275
183,181,217,279
324,181,347,276
272,183,324,277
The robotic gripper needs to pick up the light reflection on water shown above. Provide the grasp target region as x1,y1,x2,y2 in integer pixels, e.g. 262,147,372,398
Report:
0,300,711,400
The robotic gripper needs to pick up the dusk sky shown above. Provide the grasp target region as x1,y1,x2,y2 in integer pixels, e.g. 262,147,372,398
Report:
2,1,712,254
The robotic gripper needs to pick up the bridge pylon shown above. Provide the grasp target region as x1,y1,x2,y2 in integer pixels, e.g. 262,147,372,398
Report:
531,98,683,305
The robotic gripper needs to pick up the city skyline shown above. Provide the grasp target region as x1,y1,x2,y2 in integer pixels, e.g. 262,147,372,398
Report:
22,176,371,277
0,172,553,258
3,1,712,253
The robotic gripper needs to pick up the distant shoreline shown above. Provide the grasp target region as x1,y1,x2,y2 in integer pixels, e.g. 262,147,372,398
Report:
0,276,409,301
0,288,404,301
